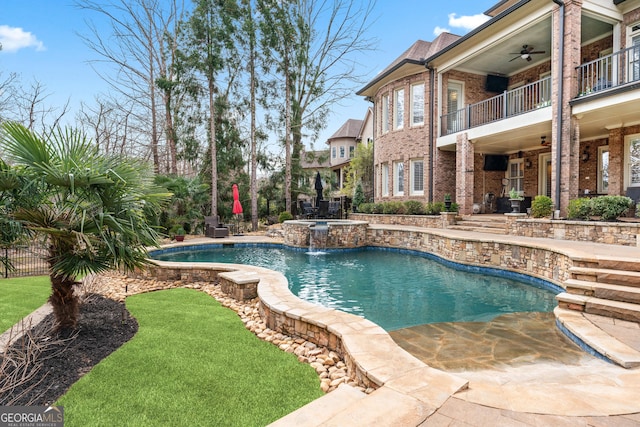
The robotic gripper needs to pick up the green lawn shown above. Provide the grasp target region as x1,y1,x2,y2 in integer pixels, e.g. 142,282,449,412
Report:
0,276,50,333
57,288,323,426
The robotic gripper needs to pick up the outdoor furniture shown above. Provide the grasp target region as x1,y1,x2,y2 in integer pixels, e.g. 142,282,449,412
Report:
300,201,315,219
316,200,329,218
328,201,340,219
204,215,229,238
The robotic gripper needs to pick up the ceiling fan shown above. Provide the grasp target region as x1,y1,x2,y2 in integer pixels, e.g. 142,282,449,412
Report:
509,45,545,62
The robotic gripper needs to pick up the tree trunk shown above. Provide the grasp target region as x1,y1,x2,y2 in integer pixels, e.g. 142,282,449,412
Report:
249,20,258,232
284,58,292,214
48,272,79,331
209,79,218,217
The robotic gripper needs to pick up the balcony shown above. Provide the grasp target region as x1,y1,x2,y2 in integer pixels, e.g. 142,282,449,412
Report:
576,45,640,98
441,76,551,136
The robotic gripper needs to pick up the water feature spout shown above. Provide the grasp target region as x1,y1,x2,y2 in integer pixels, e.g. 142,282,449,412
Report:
308,221,329,254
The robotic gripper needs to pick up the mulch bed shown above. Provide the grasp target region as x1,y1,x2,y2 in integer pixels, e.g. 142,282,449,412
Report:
1,295,138,406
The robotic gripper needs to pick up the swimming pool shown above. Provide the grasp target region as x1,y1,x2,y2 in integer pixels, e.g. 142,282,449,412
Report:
152,245,558,331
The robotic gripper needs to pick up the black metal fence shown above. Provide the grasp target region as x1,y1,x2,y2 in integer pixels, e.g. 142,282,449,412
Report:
1,240,48,279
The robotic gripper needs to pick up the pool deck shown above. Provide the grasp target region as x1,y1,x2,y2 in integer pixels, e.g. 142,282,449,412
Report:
5,228,639,426
203,228,640,426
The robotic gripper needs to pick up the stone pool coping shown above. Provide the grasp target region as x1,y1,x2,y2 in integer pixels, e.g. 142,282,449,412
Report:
144,230,640,424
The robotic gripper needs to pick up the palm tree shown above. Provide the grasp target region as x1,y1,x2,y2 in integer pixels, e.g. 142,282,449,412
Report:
0,122,170,330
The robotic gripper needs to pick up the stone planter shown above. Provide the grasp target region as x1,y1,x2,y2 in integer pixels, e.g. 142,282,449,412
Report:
509,198,522,213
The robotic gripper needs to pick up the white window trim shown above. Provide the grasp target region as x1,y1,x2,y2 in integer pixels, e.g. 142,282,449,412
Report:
410,159,424,196
506,158,524,194
624,134,640,188
410,83,425,127
381,94,389,134
598,145,609,194
393,161,404,196
382,163,389,196
394,88,404,130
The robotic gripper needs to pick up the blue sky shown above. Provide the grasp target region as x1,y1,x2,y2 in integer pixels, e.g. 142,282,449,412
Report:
1,0,496,151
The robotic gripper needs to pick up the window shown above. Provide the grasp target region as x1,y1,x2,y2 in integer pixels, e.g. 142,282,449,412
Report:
598,145,609,194
410,159,424,195
625,135,640,187
349,146,355,158
394,161,404,196
446,82,463,133
394,88,404,129
507,159,524,193
411,83,424,126
332,147,336,159
339,146,345,158
382,163,389,196
381,94,389,133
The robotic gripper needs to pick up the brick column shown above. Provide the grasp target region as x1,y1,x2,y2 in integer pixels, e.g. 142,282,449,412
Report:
551,0,582,216
456,133,474,215
608,127,624,195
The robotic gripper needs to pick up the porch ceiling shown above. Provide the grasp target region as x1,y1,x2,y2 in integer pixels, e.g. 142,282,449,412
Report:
573,90,640,139
469,120,552,153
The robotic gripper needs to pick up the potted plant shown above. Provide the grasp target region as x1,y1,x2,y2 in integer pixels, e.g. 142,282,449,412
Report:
508,188,524,213
444,194,452,211
174,226,186,242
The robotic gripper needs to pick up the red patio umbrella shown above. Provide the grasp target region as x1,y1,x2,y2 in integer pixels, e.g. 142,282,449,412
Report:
232,184,243,235
232,184,243,215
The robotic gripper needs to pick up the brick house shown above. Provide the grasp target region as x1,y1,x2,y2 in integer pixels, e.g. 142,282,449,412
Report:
326,107,374,192
358,0,640,215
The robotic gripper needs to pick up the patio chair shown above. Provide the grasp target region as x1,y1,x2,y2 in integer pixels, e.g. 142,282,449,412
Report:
328,201,340,218
204,215,229,238
301,201,315,219
316,200,329,218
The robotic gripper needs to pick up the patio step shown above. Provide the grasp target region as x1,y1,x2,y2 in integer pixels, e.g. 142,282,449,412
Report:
556,293,640,323
565,279,640,304
449,215,507,235
569,267,640,288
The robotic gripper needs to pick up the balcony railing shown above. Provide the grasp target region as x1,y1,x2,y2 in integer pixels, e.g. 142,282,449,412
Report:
576,45,640,97
441,76,551,136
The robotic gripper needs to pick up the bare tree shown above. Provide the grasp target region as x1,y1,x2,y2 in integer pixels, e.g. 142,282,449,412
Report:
258,0,376,212
76,0,186,174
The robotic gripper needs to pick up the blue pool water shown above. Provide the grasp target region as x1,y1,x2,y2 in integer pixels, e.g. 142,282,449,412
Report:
152,245,558,331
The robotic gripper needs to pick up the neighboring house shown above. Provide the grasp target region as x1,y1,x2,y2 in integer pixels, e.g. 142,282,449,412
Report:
358,0,640,216
327,108,374,191
299,149,331,199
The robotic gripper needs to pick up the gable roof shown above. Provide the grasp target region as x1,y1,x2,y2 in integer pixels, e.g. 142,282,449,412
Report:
327,119,364,141
357,33,460,96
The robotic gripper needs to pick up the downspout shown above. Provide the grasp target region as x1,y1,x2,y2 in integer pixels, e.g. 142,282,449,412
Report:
426,63,435,202
366,96,375,203
552,0,565,211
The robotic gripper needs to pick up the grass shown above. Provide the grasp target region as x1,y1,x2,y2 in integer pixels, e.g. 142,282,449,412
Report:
0,275,50,333
57,288,324,426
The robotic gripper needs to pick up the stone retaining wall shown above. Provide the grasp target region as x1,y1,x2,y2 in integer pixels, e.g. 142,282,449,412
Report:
365,226,570,288
352,213,640,247
282,220,369,248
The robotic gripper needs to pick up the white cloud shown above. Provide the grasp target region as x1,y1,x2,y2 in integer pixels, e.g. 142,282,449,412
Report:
0,25,45,53
448,13,491,32
433,26,450,37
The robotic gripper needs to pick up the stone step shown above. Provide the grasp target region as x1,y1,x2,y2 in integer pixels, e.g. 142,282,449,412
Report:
569,267,640,288
596,258,640,273
557,292,640,323
565,279,640,304
554,307,640,368
454,221,506,229
448,225,507,235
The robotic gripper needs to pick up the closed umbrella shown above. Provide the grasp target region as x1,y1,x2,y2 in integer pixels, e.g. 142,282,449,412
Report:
314,172,323,207
232,184,243,235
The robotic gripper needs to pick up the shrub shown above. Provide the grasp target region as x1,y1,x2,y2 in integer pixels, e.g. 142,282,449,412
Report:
531,195,553,218
404,200,425,215
425,202,445,215
567,198,591,220
449,202,459,213
353,183,365,208
590,195,633,221
382,201,405,214
278,211,293,223
372,203,384,214
358,202,374,214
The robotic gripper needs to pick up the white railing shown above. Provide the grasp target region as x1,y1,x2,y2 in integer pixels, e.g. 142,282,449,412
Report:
576,45,640,97
441,76,552,136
